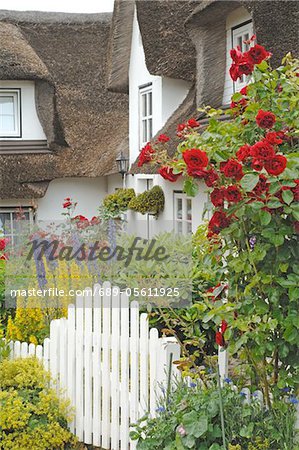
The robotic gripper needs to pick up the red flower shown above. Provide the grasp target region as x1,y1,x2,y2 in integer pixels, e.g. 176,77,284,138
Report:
250,140,276,160
265,131,283,145
183,149,209,170
159,166,182,182
90,216,100,226
177,123,186,132
216,331,225,347
138,143,155,167
211,188,225,207
251,159,264,171
229,63,241,82
0,238,7,251
264,154,287,175
221,320,228,334
253,174,269,196
230,46,243,63
158,134,170,143
187,167,207,179
73,215,89,229
236,144,251,162
240,85,248,96
221,159,244,181
238,60,254,76
256,110,276,129
187,118,200,128
230,98,247,110
225,186,242,203
245,44,271,65
204,169,219,187
63,200,72,208
208,211,231,235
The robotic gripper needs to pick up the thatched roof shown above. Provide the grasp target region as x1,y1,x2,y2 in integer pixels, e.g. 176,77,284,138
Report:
130,86,197,174
0,11,128,199
107,0,198,94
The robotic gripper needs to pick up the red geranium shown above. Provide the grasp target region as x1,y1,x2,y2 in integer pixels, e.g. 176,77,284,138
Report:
204,169,219,187
183,149,209,170
250,140,276,160
187,118,200,128
256,110,276,129
225,185,242,203
264,154,287,175
236,144,251,162
138,143,155,167
159,166,182,182
211,188,225,207
245,44,271,65
221,159,244,181
208,210,231,235
158,134,170,143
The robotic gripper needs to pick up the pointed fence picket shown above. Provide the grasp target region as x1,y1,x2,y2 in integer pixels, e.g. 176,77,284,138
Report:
8,283,180,450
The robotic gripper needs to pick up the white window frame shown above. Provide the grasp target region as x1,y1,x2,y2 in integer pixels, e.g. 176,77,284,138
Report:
174,192,192,235
231,20,254,92
0,88,21,138
139,84,153,148
0,207,34,247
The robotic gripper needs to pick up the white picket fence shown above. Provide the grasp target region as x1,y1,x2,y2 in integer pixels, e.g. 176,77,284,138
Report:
9,282,180,450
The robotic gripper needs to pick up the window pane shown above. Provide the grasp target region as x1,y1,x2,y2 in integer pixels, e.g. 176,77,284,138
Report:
177,222,183,234
0,115,15,132
148,92,152,116
142,94,147,118
142,119,147,143
187,222,192,234
187,199,192,220
0,212,11,235
0,96,14,114
176,198,182,219
148,118,153,140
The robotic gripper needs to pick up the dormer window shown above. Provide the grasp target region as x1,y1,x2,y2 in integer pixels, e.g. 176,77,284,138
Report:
0,88,21,138
139,84,153,148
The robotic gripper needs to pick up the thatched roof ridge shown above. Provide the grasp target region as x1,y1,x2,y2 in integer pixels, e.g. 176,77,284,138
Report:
130,86,197,174
0,11,128,199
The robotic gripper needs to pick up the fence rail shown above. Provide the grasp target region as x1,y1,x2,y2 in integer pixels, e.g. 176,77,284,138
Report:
9,282,180,450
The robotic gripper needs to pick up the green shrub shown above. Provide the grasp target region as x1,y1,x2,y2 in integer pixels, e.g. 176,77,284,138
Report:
0,357,76,450
130,380,298,450
128,185,165,216
103,188,136,216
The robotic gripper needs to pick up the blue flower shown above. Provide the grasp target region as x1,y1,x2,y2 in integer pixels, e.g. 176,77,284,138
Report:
156,406,166,413
240,392,247,398
224,377,232,384
289,396,299,405
189,382,197,388
281,387,291,393
252,392,258,398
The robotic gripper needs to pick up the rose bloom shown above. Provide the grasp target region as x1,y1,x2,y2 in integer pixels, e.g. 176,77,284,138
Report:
221,159,244,181
264,154,287,175
265,131,283,145
245,44,271,65
138,143,155,167
229,63,241,81
183,148,209,170
225,185,242,203
0,238,7,251
73,215,89,229
250,140,276,160
187,167,207,178
204,168,219,187
208,210,231,235
240,85,248,96
157,134,170,143
236,144,251,162
256,110,276,129
230,46,243,63
253,174,269,196
216,331,225,347
177,123,185,132
187,118,200,128
238,60,254,76
211,188,225,207
230,97,247,110
63,200,72,208
159,166,181,182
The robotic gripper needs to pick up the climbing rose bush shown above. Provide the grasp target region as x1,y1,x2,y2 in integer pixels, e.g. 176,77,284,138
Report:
138,42,299,403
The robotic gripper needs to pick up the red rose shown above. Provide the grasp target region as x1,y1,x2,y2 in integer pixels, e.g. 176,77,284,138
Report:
240,85,248,96
245,44,271,65
211,188,225,207
208,210,231,235
229,63,241,81
230,98,247,110
204,169,219,187
90,216,100,226
265,131,283,145
221,319,228,334
230,46,243,63
253,174,269,196
187,118,200,128
225,186,242,203
0,238,7,251
264,154,287,175
177,123,185,132
216,331,226,347
73,215,89,229
187,167,207,179
238,60,254,76
63,201,72,208
159,166,182,182
157,134,170,143
138,143,155,167
256,110,276,129
251,159,264,171
250,141,276,160
183,149,209,170
236,144,251,162
221,159,244,181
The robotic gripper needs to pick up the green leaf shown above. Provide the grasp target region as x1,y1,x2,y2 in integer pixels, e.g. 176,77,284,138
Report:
240,173,259,192
267,199,282,209
259,209,272,225
282,189,294,205
183,179,199,197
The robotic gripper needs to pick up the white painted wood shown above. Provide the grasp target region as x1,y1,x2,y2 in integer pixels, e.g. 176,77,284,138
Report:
130,300,139,450
21,341,28,358
120,292,130,450
218,347,229,382
49,319,60,391
43,337,50,372
59,318,68,399
14,340,21,358
139,313,149,415
93,285,102,448
149,328,159,417
111,288,120,450
36,344,43,361
102,281,111,449
75,294,84,442
28,342,36,356
67,303,76,433
84,289,93,445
